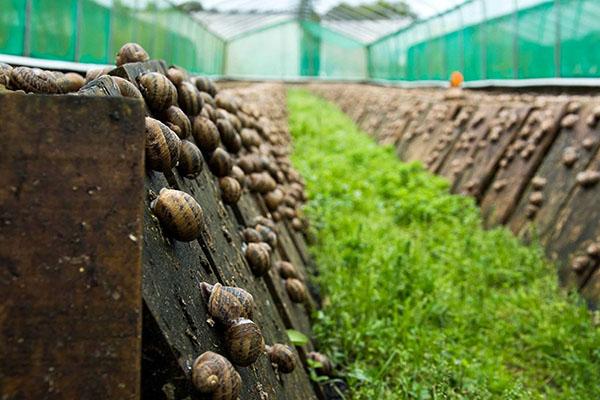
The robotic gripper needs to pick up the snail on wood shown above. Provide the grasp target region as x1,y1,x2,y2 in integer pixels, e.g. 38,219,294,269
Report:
200,282,254,322
576,170,600,188
192,351,241,400
144,117,181,173
307,352,333,376
177,140,203,178
111,76,144,100
166,67,187,87
84,66,113,83
266,344,296,373
245,242,271,276
193,116,221,153
219,177,242,205
255,224,277,248
525,204,539,220
285,278,307,303
242,228,262,243
151,188,203,241
240,128,262,149
248,173,277,194
217,119,242,154
224,318,265,366
55,72,85,93
209,148,233,177
291,217,304,231
276,261,299,280
582,137,597,151
529,191,543,207
562,146,578,167
216,93,240,114
195,76,217,96
178,81,203,117
587,243,600,258
116,43,149,66
571,255,590,273
264,189,284,211
531,176,547,190
201,91,216,107
561,113,579,129
138,72,177,111
0,63,12,87
163,106,192,139
230,166,246,187
10,67,61,94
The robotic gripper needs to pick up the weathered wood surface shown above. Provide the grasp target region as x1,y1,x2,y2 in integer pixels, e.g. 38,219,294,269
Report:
0,93,145,399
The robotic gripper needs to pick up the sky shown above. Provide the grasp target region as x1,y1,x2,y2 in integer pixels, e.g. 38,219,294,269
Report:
192,0,466,18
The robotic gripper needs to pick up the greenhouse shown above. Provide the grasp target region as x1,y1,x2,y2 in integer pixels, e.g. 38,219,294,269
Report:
1,1,600,399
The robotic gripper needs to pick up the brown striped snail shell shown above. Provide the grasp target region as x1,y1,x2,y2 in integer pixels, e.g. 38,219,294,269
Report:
55,72,85,93
252,216,276,231
242,228,262,243
237,155,258,174
115,42,149,66
193,116,220,152
11,67,61,94
240,128,262,149
192,351,241,400
202,103,218,123
217,119,242,153
225,318,265,366
248,173,277,194
215,94,240,114
200,282,254,321
219,177,242,205
245,242,271,276
84,66,113,83
177,140,203,178
264,189,284,211
291,217,304,231
230,165,246,187
266,344,296,373
0,63,12,87
276,261,299,280
228,113,242,132
111,76,143,100
164,106,192,139
285,278,307,303
194,76,212,94
178,81,203,117
307,352,333,376
166,67,187,87
151,188,203,241
144,117,181,172
255,224,277,248
209,148,233,177
138,72,177,111
200,91,216,107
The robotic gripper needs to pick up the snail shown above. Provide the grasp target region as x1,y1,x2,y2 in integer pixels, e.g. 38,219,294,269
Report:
291,217,304,231
201,91,216,107
163,106,192,139
230,165,246,187
492,180,507,192
248,173,277,194
209,148,233,177
285,278,306,303
242,228,262,243
178,81,203,117
245,242,271,276
177,140,203,178
266,344,296,373
525,204,539,220
151,188,203,241
200,282,255,322
561,113,579,129
531,176,547,190
55,72,85,93
115,42,149,66
255,224,277,248
192,116,220,153
276,261,299,280
571,255,590,273
195,76,217,96
10,66,61,94
138,72,177,111
252,216,276,231
529,191,543,207
219,177,242,205
0,63,13,87
576,170,600,188
192,351,241,400
307,352,333,376
217,119,242,153
237,155,259,174
84,66,113,83
264,189,284,211
111,76,144,100
587,243,600,258
216,93,240,114
224,318,264,366
562,146,578,167
203,103,218,123
144,117,181,173
582,137,597,151
166,67,187,87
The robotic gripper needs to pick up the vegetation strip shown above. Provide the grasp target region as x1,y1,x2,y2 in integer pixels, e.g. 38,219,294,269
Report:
288,89,600,399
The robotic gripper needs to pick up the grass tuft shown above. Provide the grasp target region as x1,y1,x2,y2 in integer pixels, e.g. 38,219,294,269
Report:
287,89,600,399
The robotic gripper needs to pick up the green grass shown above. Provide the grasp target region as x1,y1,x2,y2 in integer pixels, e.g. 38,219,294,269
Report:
287,89,600,399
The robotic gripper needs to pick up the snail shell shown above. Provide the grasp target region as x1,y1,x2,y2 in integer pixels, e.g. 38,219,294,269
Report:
138,72,177,111
194,76,213,94
84,66,113,83
166,67,187,86
266,344,295,373
576,170,600,188
202,103,218,123
177,140,203,178
237,155,258,174
56,72,85,93
163,106,192,139
193,116,220,152
209,148,233,177
587,243,600,258
11,67,61,94
192,351,241,400
571,255,590,273
216,94,240,114
116,42,149,66
201,282,254,321
200,91,216,107
264,189,284,211
561,113,579,129
255,224,277,248
219,177,242,205
252,216,276,231
276,261,299,280
529,191,544,207
110,76,143,100
248,173,277,194
531,176,547,190
217,119,242,154
245,242,271,276
242,228,262,243
562,146,578,167
240,128,262,149
144,117,181,172
307,352,333,376
291,217,304,231
225,318,265,366
178,81,203,117
230,166,246,187
0,63,13,87
151,188,203,241
285,278,307,303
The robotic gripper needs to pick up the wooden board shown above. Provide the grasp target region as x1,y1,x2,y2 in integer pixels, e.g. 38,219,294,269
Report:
0,93,145,399
396,100,434,160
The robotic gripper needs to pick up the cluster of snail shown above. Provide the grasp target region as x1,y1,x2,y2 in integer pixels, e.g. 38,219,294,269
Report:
276,261,308,304
243,216,277,277
194,282,298,398
571,242,600,275
0,63,86,94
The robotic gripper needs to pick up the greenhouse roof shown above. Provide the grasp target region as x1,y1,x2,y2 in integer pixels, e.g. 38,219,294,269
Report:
192,11,294,40
322,18,411,44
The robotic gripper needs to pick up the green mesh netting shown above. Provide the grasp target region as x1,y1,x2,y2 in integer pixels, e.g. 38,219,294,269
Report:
0,0,26,56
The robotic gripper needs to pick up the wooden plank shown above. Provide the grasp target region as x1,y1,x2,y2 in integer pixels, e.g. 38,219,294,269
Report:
508,101,600,240
396,100,435,160
480,101,567,227
0,93,145,399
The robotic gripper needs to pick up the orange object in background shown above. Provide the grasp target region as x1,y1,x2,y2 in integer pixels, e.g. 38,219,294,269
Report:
450,71,464,87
